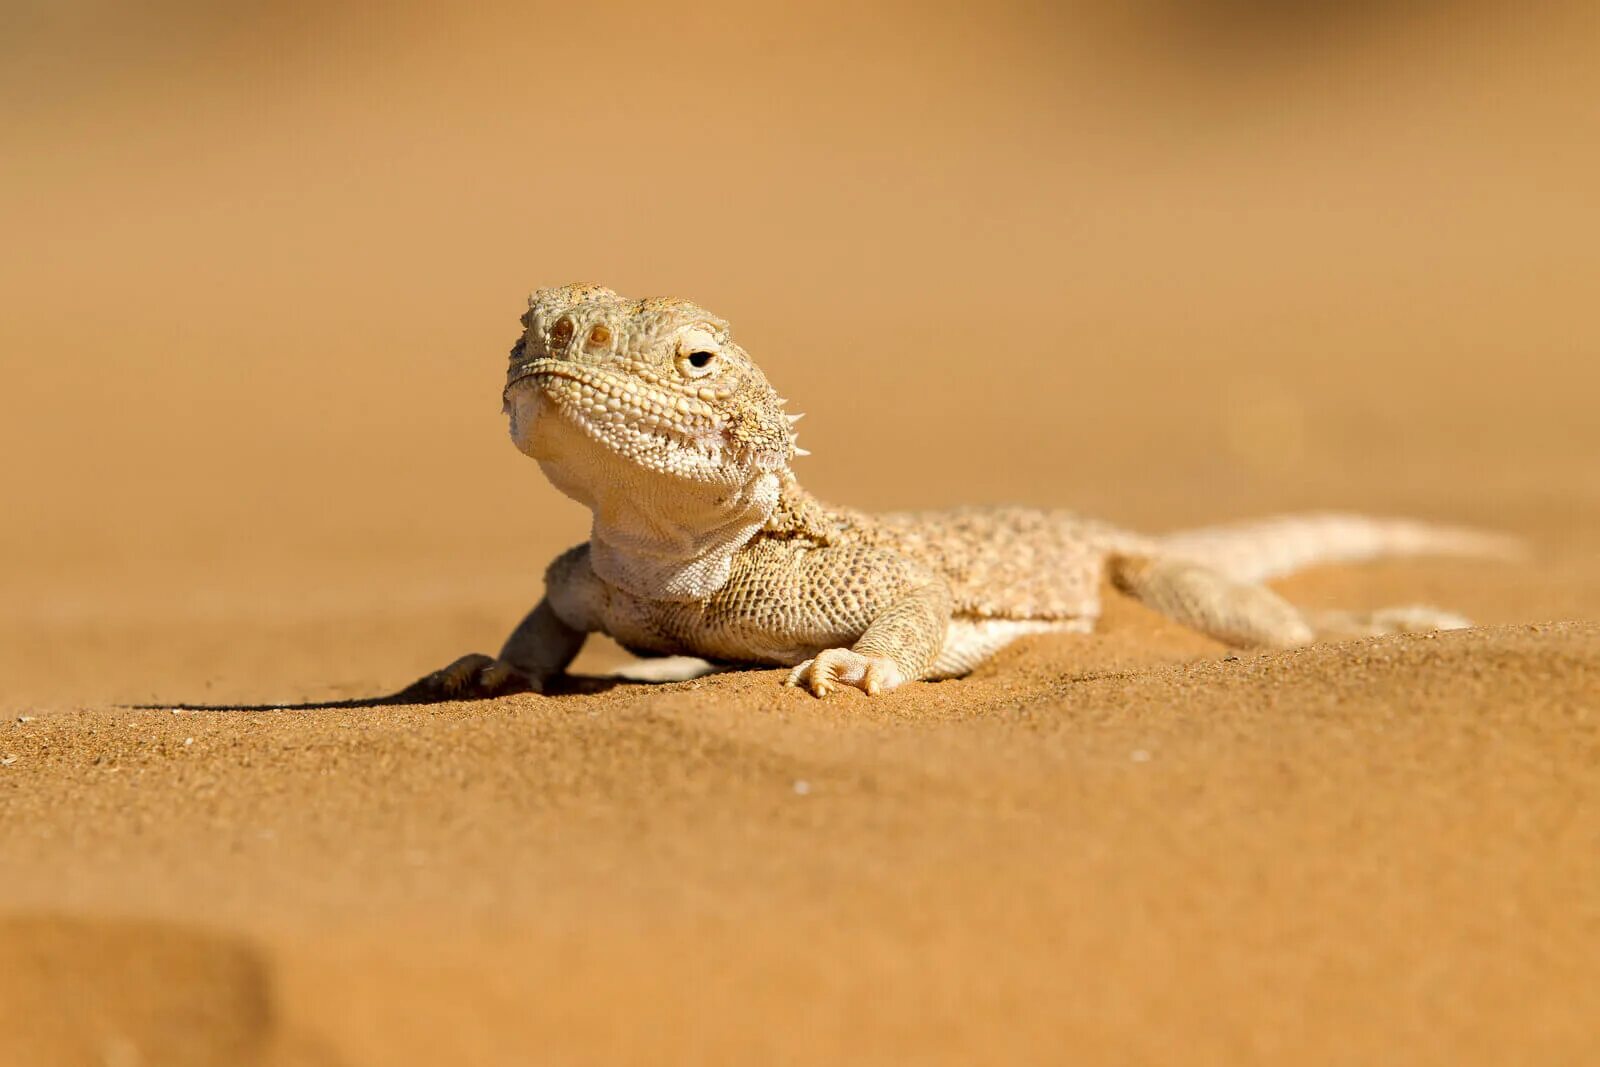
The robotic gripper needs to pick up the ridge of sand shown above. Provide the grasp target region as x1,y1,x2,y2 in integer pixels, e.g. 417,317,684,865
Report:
2,622,1596,1065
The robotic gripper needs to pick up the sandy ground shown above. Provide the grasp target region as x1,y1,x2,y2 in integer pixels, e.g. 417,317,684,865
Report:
2,2,1598,1064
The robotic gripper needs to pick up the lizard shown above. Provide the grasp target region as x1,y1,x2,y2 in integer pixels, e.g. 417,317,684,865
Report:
411,283,1514,700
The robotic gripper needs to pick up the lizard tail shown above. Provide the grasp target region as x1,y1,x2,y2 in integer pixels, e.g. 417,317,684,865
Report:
1156,513,1522,583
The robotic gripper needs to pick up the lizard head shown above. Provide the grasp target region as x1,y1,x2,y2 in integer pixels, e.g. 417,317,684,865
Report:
503,284,799,488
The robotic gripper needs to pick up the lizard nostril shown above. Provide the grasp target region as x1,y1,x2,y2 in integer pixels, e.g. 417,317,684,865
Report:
587,325,612,348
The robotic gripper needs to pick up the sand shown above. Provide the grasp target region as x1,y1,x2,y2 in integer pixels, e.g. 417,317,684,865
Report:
2,3,1598,1064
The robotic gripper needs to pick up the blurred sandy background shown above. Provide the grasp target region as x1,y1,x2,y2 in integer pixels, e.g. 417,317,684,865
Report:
1,1,1597,1064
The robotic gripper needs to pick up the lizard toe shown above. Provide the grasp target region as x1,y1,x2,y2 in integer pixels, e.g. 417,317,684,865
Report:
429,653,500,697
861,656,906,696
784,659,815,689
785,649,905,697
406,653,534,702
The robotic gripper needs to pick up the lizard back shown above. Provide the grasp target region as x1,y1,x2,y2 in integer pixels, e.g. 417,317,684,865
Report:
767,482,1153,621
866,507,1154,621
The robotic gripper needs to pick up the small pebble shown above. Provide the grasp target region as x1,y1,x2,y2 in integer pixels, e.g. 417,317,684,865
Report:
16,715,34,723
792,779,812,796
184,737,195,746
1,755,16,767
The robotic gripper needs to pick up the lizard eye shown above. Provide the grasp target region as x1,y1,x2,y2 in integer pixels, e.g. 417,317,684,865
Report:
549,317,574,353
676,350,720,378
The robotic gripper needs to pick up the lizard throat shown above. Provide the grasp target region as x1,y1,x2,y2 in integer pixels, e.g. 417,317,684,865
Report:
509,375,784,600
580,469,783,601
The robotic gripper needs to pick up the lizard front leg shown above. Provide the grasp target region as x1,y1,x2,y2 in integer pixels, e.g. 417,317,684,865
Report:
408,597,587,700
405,543,601,701
786,580,953,697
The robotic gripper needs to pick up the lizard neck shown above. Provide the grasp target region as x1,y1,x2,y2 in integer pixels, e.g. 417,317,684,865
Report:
543,456,784,602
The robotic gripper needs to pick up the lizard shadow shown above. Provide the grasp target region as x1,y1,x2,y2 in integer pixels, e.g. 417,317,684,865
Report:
126,672,638,713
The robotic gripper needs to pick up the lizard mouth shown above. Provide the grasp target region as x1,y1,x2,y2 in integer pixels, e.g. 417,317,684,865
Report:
505,358,736,474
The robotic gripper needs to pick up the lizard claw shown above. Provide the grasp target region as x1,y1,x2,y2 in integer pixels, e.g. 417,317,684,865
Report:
400,653,537,702
785,648,906,697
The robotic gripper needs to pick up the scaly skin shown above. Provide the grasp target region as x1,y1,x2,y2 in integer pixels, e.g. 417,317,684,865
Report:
412,284,1512,699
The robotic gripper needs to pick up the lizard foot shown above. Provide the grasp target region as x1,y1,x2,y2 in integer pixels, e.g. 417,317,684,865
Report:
1310,605,1473,640
399,653,536,702
785,649,906,697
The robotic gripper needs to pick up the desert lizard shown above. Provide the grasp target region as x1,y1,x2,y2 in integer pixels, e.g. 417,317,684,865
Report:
414,283,1511,699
